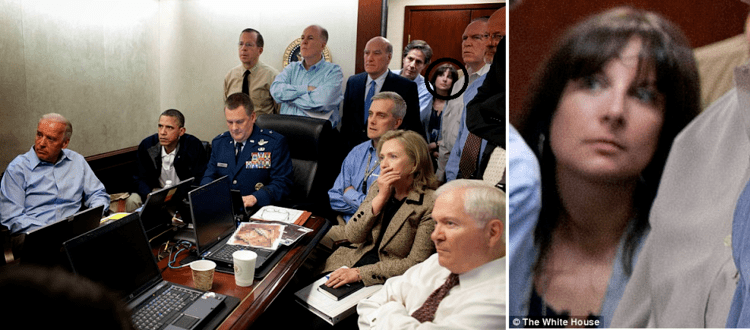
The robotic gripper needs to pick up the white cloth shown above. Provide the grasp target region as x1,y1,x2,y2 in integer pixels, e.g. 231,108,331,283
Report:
158,145,179,187
357,253,506,330
482,146,505,185
611,64,750,328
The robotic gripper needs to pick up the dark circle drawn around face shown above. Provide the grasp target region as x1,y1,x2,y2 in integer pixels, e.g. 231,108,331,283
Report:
423,58,469,101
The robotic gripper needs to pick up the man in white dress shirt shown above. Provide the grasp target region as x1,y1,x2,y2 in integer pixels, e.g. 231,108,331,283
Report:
357,179,506,329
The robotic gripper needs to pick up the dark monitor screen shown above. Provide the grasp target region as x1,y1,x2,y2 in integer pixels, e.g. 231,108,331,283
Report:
139,177,194,237
21,205,104,267
64,213,161,301
189,176,236,255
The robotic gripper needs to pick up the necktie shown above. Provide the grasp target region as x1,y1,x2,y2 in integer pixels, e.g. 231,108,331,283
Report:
235,142,243,163
411,273,459,323
364,80,376,124
242,70,250,95
459,132,482,179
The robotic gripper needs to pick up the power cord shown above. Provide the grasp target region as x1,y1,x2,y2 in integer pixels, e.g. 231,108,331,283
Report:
164,240,194,269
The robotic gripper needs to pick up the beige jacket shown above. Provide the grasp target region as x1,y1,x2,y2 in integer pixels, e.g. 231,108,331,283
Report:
323,185,436,286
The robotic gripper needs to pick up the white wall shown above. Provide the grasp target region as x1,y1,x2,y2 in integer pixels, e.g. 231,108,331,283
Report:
0,0,161,170
158,0,358,141
0,0,358,171
0,0,493,170
386,0,503,70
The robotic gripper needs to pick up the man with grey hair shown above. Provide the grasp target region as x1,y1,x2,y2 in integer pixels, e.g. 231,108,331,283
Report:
326,92,406,245
341,36,424,153
0,113,109,252
357,179,505,329
271,24,344,127
439,17,491,182
394,40,434,125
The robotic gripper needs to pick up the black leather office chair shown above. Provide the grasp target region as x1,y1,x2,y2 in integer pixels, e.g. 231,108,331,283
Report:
255,114,343,216
201,141,212,162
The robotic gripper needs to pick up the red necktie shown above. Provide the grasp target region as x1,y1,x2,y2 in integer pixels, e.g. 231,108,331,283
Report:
411,273,459,323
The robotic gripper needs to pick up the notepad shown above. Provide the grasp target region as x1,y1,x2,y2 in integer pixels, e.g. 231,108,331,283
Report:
317,281,365,301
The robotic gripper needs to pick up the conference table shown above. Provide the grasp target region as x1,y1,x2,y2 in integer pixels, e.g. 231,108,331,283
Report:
153,215,331,329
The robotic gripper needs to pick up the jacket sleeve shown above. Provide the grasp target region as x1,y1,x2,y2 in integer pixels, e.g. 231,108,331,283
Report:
357,211,435,286
134,138,155,200
401,81,427,141
343,185,382,244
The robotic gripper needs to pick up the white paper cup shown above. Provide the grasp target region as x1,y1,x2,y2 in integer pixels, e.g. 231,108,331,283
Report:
233,250,257,287
190,260,216,291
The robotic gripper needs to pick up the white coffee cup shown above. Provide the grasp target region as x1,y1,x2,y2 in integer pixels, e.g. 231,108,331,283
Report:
190,260,216,291
233,250,257,287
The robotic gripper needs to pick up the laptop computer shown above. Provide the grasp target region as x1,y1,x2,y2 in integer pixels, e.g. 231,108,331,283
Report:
21,205,104,267
186,176,289,278
140,177,194,239
63,212,239,330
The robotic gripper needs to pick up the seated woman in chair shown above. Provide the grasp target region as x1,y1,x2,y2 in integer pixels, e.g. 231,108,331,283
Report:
322,130,438,288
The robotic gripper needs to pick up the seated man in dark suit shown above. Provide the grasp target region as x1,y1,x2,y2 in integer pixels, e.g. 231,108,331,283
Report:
127,109,208,211
201,93,293,210
340,36,424,153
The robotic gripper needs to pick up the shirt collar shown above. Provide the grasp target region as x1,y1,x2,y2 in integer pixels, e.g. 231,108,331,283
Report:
161,143,179,158
29,146,71,168
299,56,325,71
457,256,505,289
366,69,389,87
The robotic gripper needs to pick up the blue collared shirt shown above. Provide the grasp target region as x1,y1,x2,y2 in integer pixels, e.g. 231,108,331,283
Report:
445,73,488,181
507,124,542,323
271,57,344,127
393,70,433,125
0,147,110,234
328,140,380,222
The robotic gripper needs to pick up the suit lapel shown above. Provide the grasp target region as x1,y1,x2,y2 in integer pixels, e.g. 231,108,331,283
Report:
354,74,367,124
378,189,424,250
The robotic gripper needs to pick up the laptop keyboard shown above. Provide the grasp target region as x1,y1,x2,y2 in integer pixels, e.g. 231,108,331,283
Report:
132,285,202,330
212,245,272,264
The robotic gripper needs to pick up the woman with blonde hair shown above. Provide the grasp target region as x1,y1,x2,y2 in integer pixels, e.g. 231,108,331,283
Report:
322,129,439,288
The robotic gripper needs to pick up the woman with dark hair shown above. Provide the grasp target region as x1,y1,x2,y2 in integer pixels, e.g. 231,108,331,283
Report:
510,7,700,327
426,64,459,169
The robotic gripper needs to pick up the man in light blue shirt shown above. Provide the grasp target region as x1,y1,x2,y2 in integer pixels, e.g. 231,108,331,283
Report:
0,113,109,239
393,40,433,126
444,72,488,182
324,92,405,246
271,24,343,127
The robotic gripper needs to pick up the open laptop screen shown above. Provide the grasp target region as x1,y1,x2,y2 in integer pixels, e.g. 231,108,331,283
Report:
64,213,162,301
189,176,236,255
140,177,194,237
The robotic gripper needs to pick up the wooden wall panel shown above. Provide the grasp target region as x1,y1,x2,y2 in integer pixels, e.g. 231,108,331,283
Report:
510,1,750,131
356,0,383,74
403,3,502,80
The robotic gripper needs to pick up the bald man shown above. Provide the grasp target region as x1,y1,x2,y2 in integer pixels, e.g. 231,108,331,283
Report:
271,25,344,127
340,36,424,153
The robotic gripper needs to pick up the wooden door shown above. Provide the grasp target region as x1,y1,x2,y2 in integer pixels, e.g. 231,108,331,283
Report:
403,4,502,79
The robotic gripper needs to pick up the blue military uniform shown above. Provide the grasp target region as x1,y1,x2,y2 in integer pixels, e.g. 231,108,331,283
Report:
200,125,293,207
